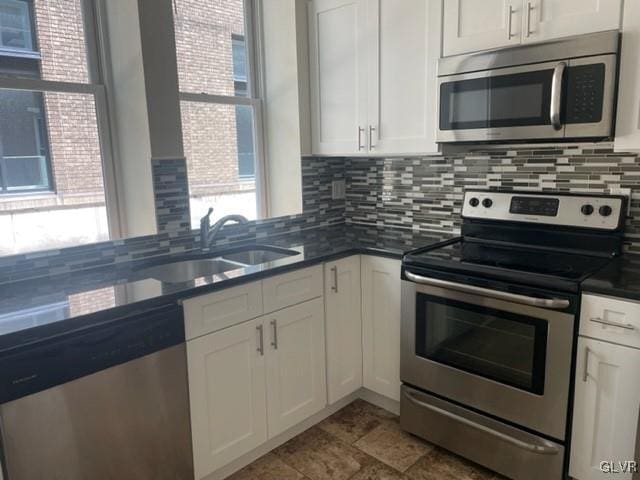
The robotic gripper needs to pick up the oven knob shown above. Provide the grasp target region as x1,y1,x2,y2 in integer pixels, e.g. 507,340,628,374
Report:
599,205,613,217
469,197,479,207
482,198,493,208
580,204,594,215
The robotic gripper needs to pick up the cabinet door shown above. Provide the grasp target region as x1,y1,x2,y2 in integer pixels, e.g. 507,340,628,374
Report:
367,0,440,155
187,319,267,479
522,0,621,44
443,0,521,56
266,298,327,437
324,256,362,404
570,337,640,480
361,256,401,401
309,0,368,155
614,0,640,152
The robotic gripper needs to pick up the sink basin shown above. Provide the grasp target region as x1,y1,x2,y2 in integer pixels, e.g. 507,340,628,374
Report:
140,259,242,283
221,246,299,265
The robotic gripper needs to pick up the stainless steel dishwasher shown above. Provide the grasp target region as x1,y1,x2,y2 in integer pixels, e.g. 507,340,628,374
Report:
0,304,193,480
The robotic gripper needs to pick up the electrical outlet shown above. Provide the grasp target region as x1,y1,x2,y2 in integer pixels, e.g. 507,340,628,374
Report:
610,188,632,215
332,179,346,200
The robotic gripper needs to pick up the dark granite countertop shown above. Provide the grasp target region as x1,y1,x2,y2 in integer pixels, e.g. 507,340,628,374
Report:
0,224,450,352
582,253,640,302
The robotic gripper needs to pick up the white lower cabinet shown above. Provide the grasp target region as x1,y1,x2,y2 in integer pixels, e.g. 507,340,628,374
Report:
187,318,268,479
361,255,402,401
570,336,640,480
187,297,327,479
265,298,327,436
324,256,363,404
187,256,405,478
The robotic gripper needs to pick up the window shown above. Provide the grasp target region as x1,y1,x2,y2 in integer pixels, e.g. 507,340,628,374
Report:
0,0,33,52
0,0,117,255
174,0,262,226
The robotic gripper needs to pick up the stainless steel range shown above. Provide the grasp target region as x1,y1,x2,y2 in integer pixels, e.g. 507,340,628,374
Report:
400,190,627,480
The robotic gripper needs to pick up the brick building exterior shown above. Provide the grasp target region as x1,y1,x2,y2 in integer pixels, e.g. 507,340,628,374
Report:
0,0,107,254
0,0,255,254
174,0,257,221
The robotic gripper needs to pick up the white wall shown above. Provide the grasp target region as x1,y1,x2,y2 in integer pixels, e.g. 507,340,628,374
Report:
261,0,309,217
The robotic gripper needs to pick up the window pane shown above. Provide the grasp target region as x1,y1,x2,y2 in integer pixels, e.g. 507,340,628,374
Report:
0,89,51,191
4,155,48,189
0,0,90,83
0,90,109,255
0,0,32,51
174,0,249,97
181,101,257,227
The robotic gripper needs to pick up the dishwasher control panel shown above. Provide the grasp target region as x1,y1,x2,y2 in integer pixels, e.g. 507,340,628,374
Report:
0,304,184,404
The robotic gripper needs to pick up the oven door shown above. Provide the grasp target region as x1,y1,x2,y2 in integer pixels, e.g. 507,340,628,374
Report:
436,55,615,143
400,272,574,440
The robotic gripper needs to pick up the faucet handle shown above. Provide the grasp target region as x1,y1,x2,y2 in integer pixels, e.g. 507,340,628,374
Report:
200,207,214,227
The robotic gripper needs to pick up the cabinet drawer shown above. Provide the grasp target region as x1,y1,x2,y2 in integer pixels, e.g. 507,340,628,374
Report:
183,282,263,340
262,265,323,313
580,294,640,349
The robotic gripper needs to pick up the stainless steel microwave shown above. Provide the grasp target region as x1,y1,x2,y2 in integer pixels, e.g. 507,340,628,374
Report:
436,30,619,143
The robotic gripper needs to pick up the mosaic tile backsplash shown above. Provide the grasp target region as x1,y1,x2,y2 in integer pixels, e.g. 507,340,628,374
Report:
345,143,640,253
2,142,640,282
0,156,345,283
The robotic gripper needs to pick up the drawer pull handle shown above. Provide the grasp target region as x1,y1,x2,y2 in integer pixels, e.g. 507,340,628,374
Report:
589,317,636,331
403,390,560,455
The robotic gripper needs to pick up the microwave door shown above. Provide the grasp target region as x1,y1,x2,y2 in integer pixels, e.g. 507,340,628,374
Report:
437,61,567,142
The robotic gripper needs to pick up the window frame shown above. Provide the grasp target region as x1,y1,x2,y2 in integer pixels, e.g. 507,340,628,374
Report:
0,0,122,238
177,0,268,220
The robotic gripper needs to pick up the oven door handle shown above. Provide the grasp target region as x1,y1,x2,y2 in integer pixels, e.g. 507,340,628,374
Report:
403,391,561,455
404,271,570,309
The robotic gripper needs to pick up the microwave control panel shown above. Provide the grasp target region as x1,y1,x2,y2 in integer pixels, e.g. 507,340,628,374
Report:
565,63,605,124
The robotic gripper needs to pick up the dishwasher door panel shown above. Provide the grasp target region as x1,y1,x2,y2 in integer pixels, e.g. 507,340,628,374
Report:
0,344,193,480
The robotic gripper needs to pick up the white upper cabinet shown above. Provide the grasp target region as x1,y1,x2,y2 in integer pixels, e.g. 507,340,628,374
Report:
443,0,521,56
367,0,441,155
443,0,622,56
309,0,368,155
615,0,640,152
309,0,441,156
324,256,362,404
570,337,640,480
523,0,622,44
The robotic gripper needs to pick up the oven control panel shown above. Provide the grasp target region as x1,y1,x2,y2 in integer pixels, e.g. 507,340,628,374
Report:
462,191,625,230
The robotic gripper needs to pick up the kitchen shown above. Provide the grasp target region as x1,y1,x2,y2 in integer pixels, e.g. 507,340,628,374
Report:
0,0,639,479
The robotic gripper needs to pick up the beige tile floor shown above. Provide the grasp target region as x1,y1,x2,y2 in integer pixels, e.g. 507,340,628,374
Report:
228,399,506,480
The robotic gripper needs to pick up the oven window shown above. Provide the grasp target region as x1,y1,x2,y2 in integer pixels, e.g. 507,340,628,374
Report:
439,69,553,130
415,293,548,394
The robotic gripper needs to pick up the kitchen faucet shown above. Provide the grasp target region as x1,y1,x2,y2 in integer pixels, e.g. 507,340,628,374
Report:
200,208,249,251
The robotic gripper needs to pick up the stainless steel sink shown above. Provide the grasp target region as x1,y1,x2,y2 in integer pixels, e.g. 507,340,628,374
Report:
221,247,299,265
140,259,242,283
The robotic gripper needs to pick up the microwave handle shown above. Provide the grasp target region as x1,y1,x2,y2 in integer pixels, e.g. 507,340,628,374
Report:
550,62,566,130
404,271,570,309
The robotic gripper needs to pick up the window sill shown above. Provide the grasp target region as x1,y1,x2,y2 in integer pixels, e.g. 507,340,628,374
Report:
0,48,41,60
